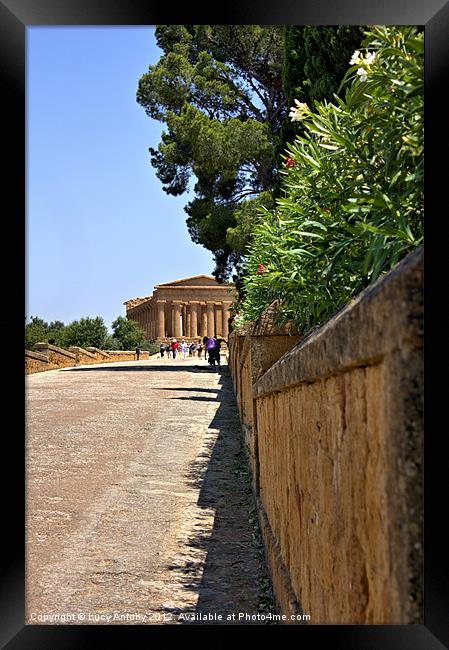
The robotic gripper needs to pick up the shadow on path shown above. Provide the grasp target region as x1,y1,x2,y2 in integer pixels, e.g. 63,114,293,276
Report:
163,367,275,625
61,364,219,373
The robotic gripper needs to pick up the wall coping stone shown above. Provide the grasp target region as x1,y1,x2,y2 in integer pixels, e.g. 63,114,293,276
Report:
69,346,97,359
25,349,49,362
105,350,142,354
34,343,77,360
86,347,111,358
254,245,423,398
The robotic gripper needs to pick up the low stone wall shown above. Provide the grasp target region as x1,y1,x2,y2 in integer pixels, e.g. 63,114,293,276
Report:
228,308,300,491
25,344,150,374
34,343,77,369
25,349,54,374
69,346,99,365
105,350,150,362
86,347,112,362
228,246,423,625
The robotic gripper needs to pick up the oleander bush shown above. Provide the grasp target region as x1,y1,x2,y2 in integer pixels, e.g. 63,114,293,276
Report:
238,25,423,332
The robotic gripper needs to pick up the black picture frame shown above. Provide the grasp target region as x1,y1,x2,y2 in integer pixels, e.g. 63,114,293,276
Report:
2,0,448,647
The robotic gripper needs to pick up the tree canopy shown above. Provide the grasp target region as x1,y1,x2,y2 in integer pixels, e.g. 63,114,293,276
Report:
137,25,287,280
25,317,66,349
59,317,109,349
137,26,368,284
109,316,146,350
25,315,149,352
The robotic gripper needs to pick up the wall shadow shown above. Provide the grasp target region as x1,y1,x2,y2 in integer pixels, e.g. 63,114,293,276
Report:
153,387,219,394
60,364,219,373
161,367,275,625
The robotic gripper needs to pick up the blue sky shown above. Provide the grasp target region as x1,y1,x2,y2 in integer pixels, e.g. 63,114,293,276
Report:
26,26,214,332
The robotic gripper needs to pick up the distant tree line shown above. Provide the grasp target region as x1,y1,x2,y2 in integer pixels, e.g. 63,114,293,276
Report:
25,315,149,351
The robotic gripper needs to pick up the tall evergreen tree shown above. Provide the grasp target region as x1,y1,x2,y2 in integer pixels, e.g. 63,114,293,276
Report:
137,25,286,281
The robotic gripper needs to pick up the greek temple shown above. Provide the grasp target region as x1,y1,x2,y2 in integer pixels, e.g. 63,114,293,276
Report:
124,275,236,341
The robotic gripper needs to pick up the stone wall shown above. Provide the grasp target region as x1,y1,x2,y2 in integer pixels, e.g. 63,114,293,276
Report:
228,309,300,491
25,349,54,374
228,246,423,624
33,343,77,369
105,350,150,362
26,344,150,374
69,346,99,365
86,347,112,362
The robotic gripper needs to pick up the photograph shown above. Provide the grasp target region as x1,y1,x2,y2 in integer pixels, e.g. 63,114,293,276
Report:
1,1,447,647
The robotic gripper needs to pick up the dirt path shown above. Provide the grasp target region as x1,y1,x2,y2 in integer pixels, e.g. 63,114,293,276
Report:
25,356,274,625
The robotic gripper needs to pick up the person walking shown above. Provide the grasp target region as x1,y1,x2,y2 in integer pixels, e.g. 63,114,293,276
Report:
189,341,196,357
159,341,166,358
196,339,203,358
202,336,209,361
206,336,218,368
181,340,188,360
135,345,141,361
213,335,227,371
171,339,179,359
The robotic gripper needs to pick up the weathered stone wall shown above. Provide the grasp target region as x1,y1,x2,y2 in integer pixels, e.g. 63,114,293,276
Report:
105,350,150,362
25,344,150,374
69,346,99,365
85,347,112,362
228,308,300,492
34,343,77,369
25,349,54,374
228,246,423,624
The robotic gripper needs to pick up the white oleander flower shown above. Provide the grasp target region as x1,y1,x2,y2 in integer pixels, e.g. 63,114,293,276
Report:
289,99,309,122
351,50,376,80
350,50,362,65
357,67,367,82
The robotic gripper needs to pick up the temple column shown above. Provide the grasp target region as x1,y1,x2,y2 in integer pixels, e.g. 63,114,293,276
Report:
190,302,199,339
165,304,170,337
201,304,207,338
157,300,166,339
186,305,192,339
173,302,182,338
215,303,223,337
206,301,215,337
182,304,187,337
222,301,232,338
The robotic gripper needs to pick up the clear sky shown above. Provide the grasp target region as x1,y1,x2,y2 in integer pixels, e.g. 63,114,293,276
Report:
26,26,214,332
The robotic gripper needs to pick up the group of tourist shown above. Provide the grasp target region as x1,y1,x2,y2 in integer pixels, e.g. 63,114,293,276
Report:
159,336,227,369
159,339,194,360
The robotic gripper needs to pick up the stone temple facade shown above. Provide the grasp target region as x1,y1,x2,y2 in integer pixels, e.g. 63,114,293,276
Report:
124,275,236,342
